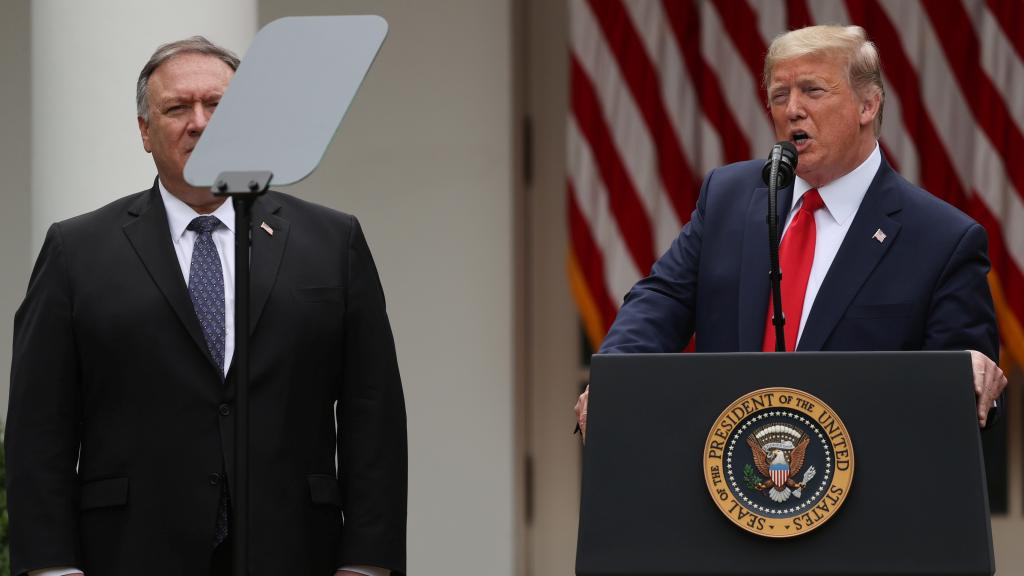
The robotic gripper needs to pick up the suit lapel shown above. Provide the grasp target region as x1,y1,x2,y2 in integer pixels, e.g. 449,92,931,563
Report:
738,184,794,350
122,185,219,370
797,161,902,350
248,195,289,335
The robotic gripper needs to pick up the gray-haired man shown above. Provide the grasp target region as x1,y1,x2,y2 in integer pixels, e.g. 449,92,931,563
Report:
8,37,407,576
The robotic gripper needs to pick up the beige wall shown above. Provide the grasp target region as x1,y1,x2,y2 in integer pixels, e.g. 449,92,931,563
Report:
0,1,32,422
521,0,584,574
255,2,518,573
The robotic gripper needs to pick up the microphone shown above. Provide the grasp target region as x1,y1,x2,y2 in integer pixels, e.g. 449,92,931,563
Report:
761,141,799,189
763,141,798,352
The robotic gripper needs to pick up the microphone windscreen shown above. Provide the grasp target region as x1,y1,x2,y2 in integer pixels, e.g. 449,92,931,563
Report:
761,141,799,188
779,141,798,170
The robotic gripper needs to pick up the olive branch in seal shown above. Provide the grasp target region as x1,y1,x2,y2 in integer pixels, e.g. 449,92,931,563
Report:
743,464,765,490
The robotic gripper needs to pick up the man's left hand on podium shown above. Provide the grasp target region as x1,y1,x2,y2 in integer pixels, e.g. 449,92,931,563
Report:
575,385,589,444
970,350,1007,428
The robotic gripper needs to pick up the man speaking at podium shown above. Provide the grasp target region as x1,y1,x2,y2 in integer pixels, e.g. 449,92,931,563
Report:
575,25,1006,436
7,38,406,576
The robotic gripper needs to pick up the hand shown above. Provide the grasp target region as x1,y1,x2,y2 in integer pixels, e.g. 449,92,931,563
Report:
970,350,1007,428
575,385,590,443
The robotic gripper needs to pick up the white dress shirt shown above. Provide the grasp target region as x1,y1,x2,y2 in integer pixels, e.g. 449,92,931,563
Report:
30,182,388,576
783,143,881,346
161,182,236,376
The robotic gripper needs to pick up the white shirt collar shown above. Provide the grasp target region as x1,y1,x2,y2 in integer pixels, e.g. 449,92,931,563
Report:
158,178,236,237
791,143,881,226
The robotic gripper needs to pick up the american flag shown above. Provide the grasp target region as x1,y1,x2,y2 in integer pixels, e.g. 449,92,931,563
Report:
566,0,1024,369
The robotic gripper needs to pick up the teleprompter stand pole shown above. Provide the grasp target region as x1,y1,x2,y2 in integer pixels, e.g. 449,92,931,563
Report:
212,170,272,576
182,17,390,572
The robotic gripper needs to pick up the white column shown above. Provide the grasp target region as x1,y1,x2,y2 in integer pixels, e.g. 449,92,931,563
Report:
31,0,257,252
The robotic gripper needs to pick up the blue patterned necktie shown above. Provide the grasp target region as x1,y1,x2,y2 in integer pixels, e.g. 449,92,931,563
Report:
186,215,230,546
187,215,225,372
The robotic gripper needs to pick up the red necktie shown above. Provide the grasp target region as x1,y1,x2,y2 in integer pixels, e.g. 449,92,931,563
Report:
763,189,824,352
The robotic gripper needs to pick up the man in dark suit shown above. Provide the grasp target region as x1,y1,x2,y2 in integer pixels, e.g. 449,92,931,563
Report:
575,24,1006,436
7,37,406,576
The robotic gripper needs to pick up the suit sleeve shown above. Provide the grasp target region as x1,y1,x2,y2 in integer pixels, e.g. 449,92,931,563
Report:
6,224,83,575
922,221,1004,418
336,217,408,574
923,222,999,357
599,169,712,353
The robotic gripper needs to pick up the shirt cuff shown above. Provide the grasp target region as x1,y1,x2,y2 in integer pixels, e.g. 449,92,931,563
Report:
337,566,391,576
29,569,83,576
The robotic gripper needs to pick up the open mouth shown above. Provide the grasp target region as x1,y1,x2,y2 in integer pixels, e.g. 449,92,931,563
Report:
791,131,810,151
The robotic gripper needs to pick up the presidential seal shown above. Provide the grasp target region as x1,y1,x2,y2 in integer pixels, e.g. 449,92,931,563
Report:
703,388,853,538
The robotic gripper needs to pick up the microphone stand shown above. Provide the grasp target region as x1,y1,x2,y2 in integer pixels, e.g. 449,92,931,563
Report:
766,147,786,352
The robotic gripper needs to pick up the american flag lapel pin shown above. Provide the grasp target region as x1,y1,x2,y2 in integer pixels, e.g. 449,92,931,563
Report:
872,228,887,243
260,221,274,236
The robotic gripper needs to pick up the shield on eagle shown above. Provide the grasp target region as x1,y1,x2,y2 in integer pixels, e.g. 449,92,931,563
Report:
769,461,790,487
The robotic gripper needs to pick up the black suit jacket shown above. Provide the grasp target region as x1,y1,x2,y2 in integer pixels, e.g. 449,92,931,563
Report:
7,184,407,575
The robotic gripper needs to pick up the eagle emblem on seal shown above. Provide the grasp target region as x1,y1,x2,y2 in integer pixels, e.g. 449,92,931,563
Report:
745,423,817,503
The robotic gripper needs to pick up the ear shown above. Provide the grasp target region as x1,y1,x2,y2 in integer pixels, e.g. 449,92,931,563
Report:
858,88,882,129
138,116,152,153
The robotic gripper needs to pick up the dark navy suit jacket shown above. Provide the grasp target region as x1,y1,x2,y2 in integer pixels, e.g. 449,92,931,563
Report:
600,156,999,361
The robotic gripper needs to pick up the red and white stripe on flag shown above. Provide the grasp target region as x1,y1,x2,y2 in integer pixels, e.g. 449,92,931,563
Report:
567,0,1024,368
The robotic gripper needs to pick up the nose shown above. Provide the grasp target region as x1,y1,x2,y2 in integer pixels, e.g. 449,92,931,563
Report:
187,102,210,136
785,92,806,121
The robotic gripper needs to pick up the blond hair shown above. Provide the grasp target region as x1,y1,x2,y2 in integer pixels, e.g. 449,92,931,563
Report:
763,25,885,135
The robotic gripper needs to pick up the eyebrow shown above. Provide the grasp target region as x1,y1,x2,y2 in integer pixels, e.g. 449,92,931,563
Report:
158,92,224,108
770,76,826,90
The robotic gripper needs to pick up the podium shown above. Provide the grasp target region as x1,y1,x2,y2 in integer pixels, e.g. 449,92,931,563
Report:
576,352,995,575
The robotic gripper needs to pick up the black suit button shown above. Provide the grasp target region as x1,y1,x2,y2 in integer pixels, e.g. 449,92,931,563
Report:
219,404,231,416
209,473,221,485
